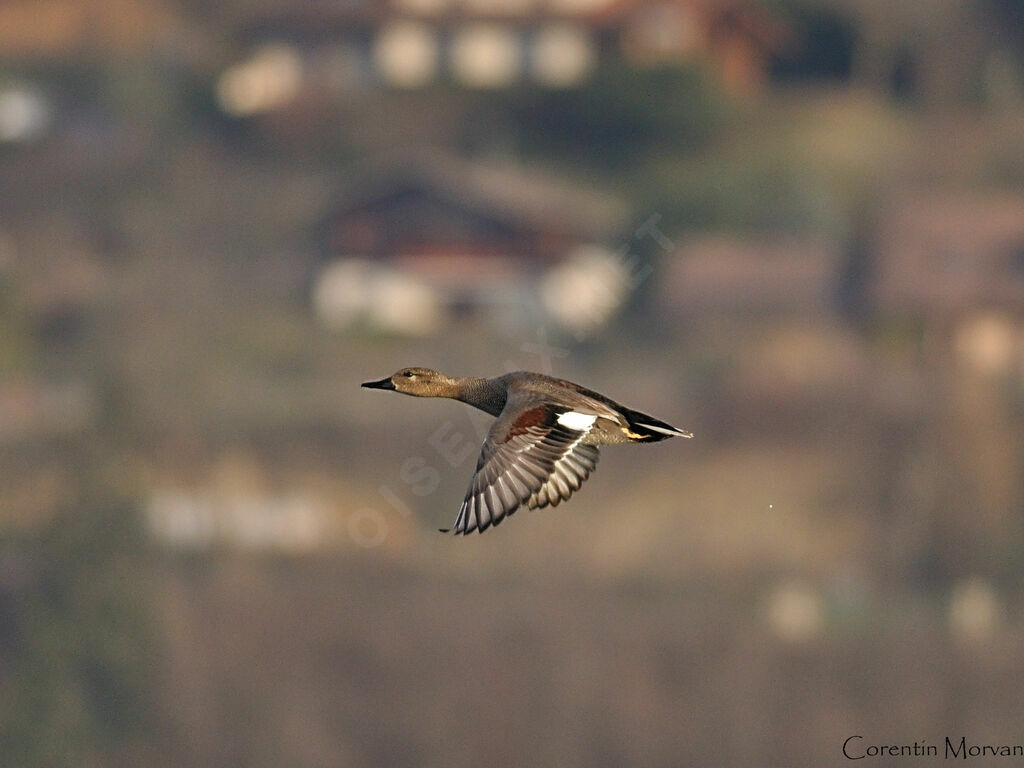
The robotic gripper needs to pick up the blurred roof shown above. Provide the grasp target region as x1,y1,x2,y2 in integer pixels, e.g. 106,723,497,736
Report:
0,0,183,59
326,151,629,243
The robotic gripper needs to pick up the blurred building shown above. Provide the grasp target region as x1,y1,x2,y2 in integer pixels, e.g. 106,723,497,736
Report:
657,234,868,437
869,191,1024,376
311,152,630,335
218,0,785,116
660,234,840,320
871,191,1024,319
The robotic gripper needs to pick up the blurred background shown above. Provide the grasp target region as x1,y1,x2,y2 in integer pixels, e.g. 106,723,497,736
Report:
1,0,1023,765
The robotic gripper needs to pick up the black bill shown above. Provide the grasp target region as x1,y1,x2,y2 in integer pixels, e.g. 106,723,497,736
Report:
361,376,395,390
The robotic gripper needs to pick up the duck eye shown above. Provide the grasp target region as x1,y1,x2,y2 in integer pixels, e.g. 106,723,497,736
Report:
402,371,414,378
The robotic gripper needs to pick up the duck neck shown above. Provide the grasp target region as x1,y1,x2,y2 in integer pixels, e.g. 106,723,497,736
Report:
453,376,507,416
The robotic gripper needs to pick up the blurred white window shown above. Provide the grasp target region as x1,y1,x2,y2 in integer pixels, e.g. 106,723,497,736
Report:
451,24,522,88
531,24,596,87
374,22,440,88
216,44,303,116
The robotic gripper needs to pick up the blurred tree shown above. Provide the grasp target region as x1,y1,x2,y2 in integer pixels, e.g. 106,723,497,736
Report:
771,0,1018,105
991,0,1024,44
831,0,1000,106
768,0,856,82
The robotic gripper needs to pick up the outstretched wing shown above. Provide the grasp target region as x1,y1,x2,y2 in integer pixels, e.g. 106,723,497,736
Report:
443,404,601,535
525,439,599,510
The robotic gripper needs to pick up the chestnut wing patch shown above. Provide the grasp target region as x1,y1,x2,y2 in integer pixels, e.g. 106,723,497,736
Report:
504,405,556,439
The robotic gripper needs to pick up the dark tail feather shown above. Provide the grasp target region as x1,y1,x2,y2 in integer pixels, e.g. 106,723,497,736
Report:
623,408,693,442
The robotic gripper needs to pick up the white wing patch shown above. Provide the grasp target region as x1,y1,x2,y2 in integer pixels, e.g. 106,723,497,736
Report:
556,411,598,431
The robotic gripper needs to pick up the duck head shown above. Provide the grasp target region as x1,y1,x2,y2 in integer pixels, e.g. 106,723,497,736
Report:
361,367,459,397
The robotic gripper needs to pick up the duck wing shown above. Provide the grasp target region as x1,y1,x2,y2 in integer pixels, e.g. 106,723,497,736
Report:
442,399,601,535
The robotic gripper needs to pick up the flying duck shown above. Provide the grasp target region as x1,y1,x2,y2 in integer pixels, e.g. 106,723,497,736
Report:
362,367,692,535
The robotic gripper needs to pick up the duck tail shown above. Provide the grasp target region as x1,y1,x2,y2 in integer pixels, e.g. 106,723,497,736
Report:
622,408,694,442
